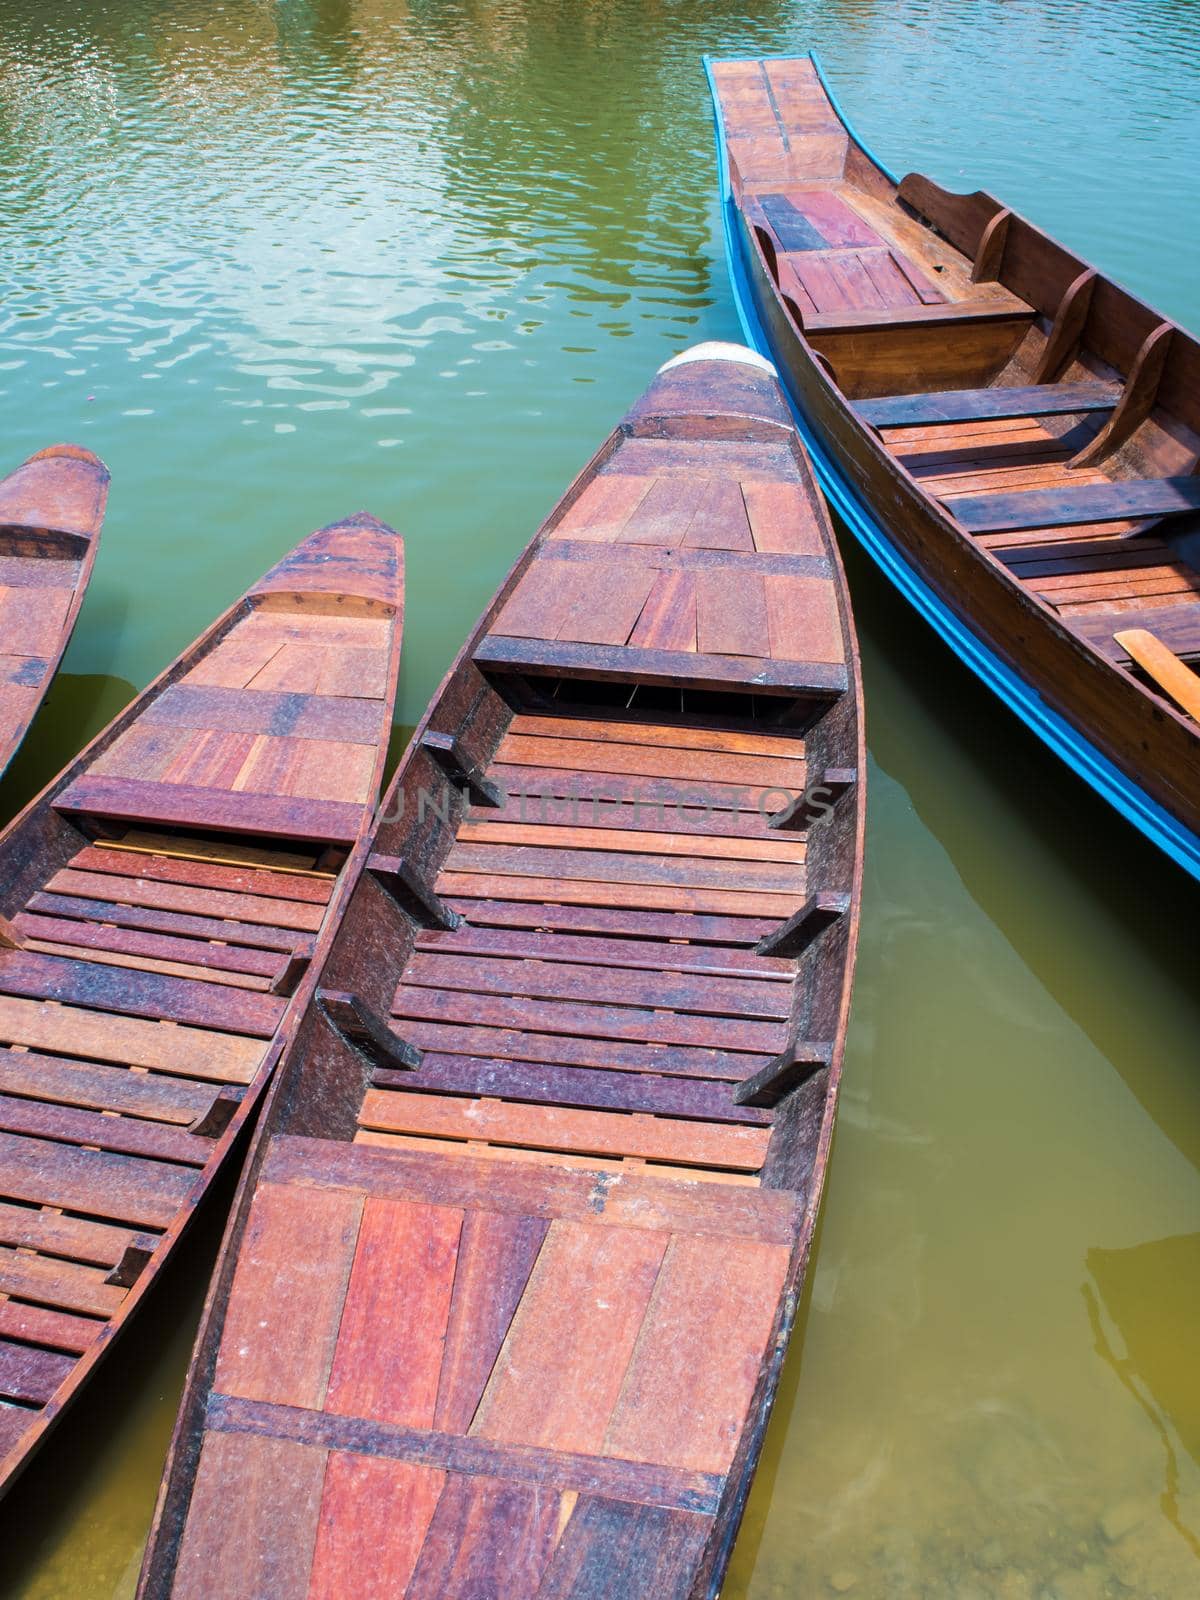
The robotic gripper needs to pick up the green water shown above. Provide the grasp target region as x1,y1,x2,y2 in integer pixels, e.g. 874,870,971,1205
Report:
1,2,1198,1595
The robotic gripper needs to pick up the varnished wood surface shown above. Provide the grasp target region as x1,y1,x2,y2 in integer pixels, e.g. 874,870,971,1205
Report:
0,445,109,778
0,513,404,1495
137,353,866,1600
711,55,1200,846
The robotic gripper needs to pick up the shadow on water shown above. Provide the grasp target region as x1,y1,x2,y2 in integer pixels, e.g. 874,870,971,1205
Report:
836,526,1200,1170
0,676,135,829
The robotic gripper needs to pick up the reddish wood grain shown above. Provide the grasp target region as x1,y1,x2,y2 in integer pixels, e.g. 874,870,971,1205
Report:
307,1453,446,1600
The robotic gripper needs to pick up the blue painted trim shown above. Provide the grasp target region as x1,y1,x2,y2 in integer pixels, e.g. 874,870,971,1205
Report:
702,54,1200,882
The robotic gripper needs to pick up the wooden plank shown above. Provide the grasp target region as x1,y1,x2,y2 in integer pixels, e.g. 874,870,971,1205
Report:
0,1197,144,1267
951,477,1200,534
210,1391,722,1515
549,473,655,542
0,1301,102,1357
741,480,825,556
414,925,789,979
308,1455,446,1600
0,1045,216,1124
441,842,804,895
681,479,754,550
404,1472,563,1600
474,636,847,698
505,714,805,760
12,911,287,981
0,1093,208,1167
142,683,381,742
265,1135,801,1245
455,822,804,864
74,843,332,904
0,1338,74,1405
0,1129,192,1229
19,937,273,994
171,1431,327,1600
695,569,769,657
493,561,590,640
359,1092,771,1171
0,1244,125,1319
472,1219,667,1452
555,564,657,647
377,1055,769,1127
53,775,366,846
28,891,310,955
440,897,774,946
857,380,1120,429
325,1198,462,1427
159,729,258,790
436,872,799,920
44,867,324,932
625,570,697,653
614,477,706,547
213,1181,364,1409
400,1021,765,1082
764,573,843,663
391,986,789,1053
356,1131,762,1185
399,952,791,1020
1115,628,1200,719
496,732,804,788
434,1212,549,1434
0,950,285,1038
535,1497,711,1600
489,764,793,817
114,829,322,874
604,1234,788,1472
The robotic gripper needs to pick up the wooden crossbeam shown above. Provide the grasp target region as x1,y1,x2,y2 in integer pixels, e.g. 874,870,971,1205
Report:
420,729,502,809
734,1040,833,1108
318,988,423,1073
769,768,857,831
856,382,1118,431
755,890,849,958
368,852,462,931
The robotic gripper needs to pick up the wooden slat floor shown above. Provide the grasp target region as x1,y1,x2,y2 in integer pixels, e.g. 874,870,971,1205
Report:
173,1135,802,1600
884,415,1200,659
375,713,808,1183
0,830,336,1463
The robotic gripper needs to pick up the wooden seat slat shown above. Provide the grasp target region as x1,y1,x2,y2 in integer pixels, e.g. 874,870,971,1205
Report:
857,381,1120,430
414,925,789,980
489,764,787,816
0,1128,193,1229
72,844,333,905
0,1301,102,1357
437,871,800,919
442,841,805,896
0,1198,148,1268
17,937,274,993
441,897,774,946
495,733,804,788
456,821,806,864
27,891,311,955
506,713,806,759
373,1054,769,1126
399,1020,767,1080
0,1243,128,1319
0,996,265,1085
43,868,324,932
0,950,285,1039
0,1046,220,1126
0,1337,76,1405
0,1093,209,1167
951,477,1200,534
12,911,287,980
391,986,788,1054
398,954,792,1021
357,1091,771,1171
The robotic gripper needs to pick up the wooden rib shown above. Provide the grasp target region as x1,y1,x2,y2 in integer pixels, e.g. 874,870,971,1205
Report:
1032,268,1098,383
1069,322,1174,469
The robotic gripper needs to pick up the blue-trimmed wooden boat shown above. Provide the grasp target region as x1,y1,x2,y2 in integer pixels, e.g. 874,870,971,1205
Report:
707,53,1200,879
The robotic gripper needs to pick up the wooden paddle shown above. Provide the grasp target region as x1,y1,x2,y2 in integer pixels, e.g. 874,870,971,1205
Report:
1114,628,1200,722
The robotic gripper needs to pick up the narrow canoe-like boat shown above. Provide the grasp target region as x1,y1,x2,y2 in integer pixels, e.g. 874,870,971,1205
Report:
0,445,109,778
138,346,864,1600
0,513,404,1492
707,54,1200,877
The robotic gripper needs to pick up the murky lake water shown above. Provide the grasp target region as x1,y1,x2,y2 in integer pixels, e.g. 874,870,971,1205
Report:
1,2,1198,1595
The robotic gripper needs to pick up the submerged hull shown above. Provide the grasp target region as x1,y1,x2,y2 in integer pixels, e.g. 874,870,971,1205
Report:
138,348,865,1600
708,54,1200,879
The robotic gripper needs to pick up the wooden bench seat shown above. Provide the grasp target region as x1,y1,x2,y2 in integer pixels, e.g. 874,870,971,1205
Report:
950,477,1200,535
857,381,1120,430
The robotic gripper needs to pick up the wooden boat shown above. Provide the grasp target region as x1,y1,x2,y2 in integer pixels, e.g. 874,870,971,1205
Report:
0,445,109,778
138,345,865,1600
707,54,1200,878
0,512,404,1493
